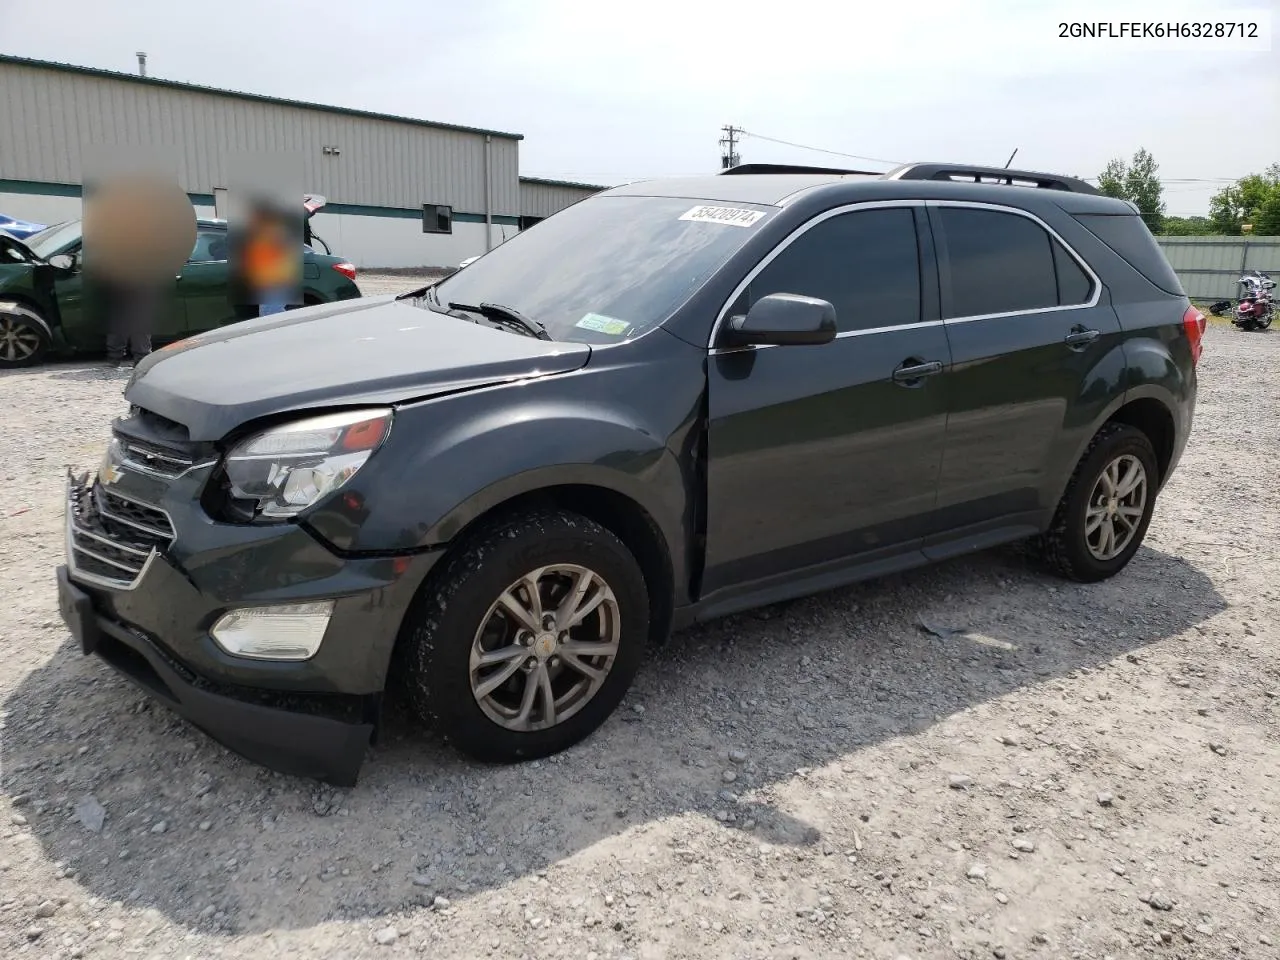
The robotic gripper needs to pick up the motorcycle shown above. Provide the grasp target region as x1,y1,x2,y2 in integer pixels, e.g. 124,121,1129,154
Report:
1232,270,1275,331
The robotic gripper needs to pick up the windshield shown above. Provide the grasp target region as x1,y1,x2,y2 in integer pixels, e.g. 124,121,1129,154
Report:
424,195,774,343
24,220,83,259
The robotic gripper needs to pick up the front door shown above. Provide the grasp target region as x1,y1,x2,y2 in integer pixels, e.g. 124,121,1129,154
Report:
925,202,1124,547
703,204,951,597
176,227,234,334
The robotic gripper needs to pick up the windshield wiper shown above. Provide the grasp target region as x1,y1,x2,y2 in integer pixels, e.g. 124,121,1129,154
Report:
447,301,552,341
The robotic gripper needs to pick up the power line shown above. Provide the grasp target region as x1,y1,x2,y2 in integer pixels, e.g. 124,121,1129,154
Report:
739,130,903,168
739,131,1246,183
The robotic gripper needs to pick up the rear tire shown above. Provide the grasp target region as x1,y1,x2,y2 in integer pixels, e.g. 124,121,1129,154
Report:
0,305,51,368
1036,423,1159,583
397,508,649,763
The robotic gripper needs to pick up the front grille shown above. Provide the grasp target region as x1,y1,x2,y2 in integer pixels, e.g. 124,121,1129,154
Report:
67,476,175,589
116,437,196,478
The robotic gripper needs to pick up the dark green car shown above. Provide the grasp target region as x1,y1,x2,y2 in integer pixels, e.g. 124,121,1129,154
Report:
0,214,362,367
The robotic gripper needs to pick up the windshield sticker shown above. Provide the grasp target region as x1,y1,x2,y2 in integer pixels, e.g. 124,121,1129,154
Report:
575,313,632,336
679,205,766,228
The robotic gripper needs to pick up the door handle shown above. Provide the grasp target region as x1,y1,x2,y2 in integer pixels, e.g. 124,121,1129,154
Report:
892,359,944,383
1064,326,1100,347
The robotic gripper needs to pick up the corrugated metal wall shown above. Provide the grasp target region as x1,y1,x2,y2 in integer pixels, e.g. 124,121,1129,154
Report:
0,60,520,216
1157,237,1280,301
519,179,603,219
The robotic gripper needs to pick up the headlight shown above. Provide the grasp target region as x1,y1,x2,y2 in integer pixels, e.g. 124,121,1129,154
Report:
224,408,392,519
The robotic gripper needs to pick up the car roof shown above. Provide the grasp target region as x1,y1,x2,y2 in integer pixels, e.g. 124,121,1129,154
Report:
601,170,1131,215
603,174,876,206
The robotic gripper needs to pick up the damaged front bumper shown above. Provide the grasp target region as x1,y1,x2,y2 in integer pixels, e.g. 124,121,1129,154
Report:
58,469,440,786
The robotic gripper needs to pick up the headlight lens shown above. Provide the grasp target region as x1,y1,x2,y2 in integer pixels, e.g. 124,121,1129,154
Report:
224,408,392,519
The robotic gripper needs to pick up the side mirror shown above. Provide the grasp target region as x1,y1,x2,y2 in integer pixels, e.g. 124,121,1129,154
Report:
48,253,76,271
725,292,837,347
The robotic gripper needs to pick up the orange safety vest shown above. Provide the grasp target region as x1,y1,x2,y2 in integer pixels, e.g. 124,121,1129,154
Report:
243,232,297,288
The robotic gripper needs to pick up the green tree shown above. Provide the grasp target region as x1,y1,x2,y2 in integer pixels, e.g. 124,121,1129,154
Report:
1095,148,1166,232
1162,215,1212,236
1209,163,1280,234
1256,193,1280,236
1098,158,1127,200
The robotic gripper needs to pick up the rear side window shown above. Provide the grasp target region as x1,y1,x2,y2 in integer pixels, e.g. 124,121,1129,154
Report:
1073,213,1184,296
735,208,921,332
188,228,228,263
938,208,1056,317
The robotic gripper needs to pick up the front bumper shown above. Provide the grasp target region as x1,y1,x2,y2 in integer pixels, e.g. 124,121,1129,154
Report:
60,467,441,786
58,565,374,785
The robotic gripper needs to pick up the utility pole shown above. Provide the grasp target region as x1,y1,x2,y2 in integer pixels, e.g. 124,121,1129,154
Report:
720,125,742,169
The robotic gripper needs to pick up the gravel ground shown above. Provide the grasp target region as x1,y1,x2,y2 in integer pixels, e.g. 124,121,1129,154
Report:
1,287,1277,959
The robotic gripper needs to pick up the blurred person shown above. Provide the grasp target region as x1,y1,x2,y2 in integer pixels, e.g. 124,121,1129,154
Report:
233,201,301,318
82,173,194,368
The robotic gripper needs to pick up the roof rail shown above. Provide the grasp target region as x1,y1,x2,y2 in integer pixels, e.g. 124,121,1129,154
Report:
720,162,882,177
883,162,1099,195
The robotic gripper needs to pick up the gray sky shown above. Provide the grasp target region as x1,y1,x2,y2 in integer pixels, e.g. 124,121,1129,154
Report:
2,0,1276,215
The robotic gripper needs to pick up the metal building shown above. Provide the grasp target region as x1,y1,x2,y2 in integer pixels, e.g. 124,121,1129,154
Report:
0,55,606,268
517,177,604,229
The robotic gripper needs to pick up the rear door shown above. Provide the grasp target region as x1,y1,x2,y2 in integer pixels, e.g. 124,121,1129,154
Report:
702,203,952,596
176,226,233,334
926,201,1123,552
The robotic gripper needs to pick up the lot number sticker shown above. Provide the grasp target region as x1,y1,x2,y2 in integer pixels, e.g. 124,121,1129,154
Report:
679,205,766,227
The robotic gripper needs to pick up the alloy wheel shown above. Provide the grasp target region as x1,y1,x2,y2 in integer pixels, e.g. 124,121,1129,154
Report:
1084,454,1148,561
469,564,621,731
0,316,42,363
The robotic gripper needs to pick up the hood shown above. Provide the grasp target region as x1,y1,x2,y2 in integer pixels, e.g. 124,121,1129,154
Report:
125,296,591,441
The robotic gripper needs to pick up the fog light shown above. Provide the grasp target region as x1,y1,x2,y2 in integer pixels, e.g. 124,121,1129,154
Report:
210,602,334,660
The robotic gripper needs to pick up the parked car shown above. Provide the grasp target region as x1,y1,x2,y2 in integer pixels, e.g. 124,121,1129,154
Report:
0,201,360,367
0,212,47,240
57,161,1201,785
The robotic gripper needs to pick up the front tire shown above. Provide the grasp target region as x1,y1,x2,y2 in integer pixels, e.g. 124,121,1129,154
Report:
1036,423,1159,583
398,509,649,763
0,306,51,367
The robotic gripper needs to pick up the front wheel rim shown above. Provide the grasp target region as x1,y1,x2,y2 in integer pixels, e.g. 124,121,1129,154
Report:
0,317,42,362
1084,454,1148,561
469,564,621,732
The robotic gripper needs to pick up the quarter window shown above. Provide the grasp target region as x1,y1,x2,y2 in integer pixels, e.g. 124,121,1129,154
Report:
732,208,921,333
938,207,1094,318
1052,239,1093,305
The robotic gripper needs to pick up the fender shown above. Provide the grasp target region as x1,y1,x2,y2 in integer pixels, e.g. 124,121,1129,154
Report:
1045,336,1191,511
303,371,703,593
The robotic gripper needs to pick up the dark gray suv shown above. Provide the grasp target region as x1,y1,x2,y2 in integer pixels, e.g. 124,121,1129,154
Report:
56,162,1203,785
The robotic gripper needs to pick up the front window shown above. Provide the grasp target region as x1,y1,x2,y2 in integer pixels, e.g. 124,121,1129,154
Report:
24,220,83,259
422,195,774,343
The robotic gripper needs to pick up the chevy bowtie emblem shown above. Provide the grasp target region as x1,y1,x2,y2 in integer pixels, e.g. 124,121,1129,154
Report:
101,462,124,485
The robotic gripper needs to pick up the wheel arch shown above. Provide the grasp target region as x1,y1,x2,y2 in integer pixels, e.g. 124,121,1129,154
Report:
414,482,677,651
1047,389,1183,517
0,296,54,338
1105,396,1176,485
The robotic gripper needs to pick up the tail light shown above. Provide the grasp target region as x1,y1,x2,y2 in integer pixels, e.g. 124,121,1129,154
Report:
332,262,357,281
1182,304,1206,366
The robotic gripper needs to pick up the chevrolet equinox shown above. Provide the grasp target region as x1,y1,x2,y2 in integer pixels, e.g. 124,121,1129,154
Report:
57,161,1203,785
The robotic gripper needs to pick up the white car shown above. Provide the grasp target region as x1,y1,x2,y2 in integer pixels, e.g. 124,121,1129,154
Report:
458,255,481,269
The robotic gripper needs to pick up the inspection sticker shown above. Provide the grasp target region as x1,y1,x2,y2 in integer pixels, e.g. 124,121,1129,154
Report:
679,205,765,227
575,313,632,336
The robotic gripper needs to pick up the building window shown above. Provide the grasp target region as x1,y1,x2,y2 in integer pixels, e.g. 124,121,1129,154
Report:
423,204,453,235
